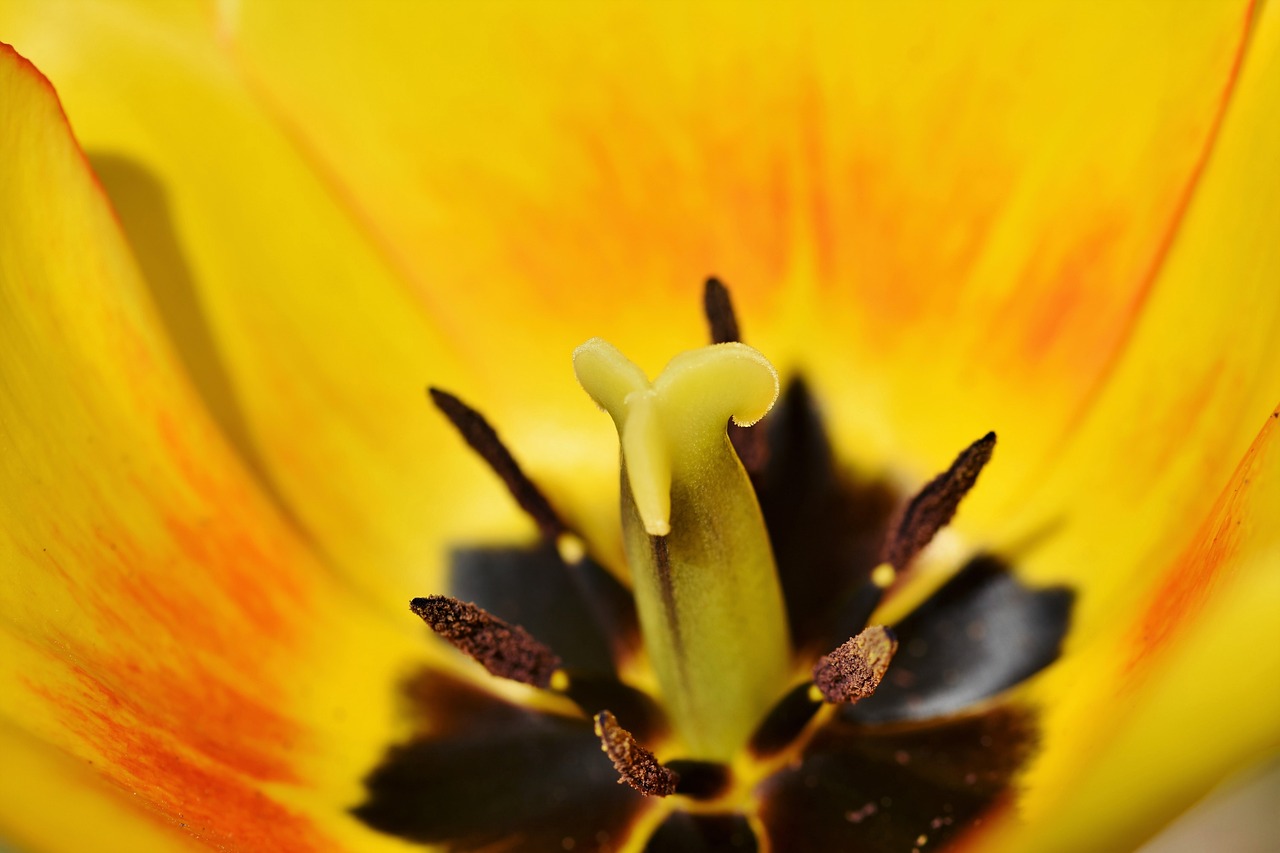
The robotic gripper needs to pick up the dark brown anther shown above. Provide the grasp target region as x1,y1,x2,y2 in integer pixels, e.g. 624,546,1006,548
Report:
812,625,898,704
594,710,679,797
428,388,567,541
702,277,769,472
703,276,741,344
881,432,996,570
410,596,562,688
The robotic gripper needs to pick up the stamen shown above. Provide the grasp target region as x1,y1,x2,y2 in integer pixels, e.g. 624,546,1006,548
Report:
594,710,680,797
410,596,562,688
812,625,898,704
881,432,996,571
428,388,567,541
703,276,741,344
703,276,768,472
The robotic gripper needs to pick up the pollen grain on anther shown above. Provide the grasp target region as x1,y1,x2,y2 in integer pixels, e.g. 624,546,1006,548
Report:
410,595,562,688
594,710,679,797
428,387,567,541
813,625,898,704
882,432,996,571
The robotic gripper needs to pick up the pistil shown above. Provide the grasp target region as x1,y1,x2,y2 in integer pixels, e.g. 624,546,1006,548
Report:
575,338,791,760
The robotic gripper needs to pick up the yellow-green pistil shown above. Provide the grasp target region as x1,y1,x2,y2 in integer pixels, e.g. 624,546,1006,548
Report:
574,338,790,760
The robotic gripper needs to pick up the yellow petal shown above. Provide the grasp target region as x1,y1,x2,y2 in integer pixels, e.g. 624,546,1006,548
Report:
0,44,420,852
983,7,1280,841
228,0,1259,497
1140,755,1280,853
0,3,510,612
994,0,1280,620
0,722,193,852
988,404,1280,852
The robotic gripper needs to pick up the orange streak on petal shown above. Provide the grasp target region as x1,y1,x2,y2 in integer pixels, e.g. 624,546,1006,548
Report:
1,43,330,846
1042,0,1262,438
16,489,329,846
31,668,318,852
989,0,1252,382
14,459,326,845
1124,406,1279,681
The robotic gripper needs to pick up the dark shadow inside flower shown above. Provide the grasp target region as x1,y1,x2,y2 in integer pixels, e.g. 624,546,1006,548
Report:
848,555,1073,724
757,706,1037,850
353,670,658,852
449,543,638,675
644,812,759,852
753,378,901,654
87,153,298,526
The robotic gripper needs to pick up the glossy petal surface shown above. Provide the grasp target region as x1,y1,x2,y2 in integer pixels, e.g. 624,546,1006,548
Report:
0,43,420,853
998,406,1280,853
0,2,487,614
987,6,1280,843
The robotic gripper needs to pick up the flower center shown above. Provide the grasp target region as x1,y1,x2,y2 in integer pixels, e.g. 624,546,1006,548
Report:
354,279,1076,851
413,280,1008,773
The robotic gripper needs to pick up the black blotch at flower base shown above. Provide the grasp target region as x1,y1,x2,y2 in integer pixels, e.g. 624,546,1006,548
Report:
353,377,1074,852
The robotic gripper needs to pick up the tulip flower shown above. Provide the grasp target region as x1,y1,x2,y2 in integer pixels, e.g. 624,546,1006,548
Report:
1,2,1277,852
